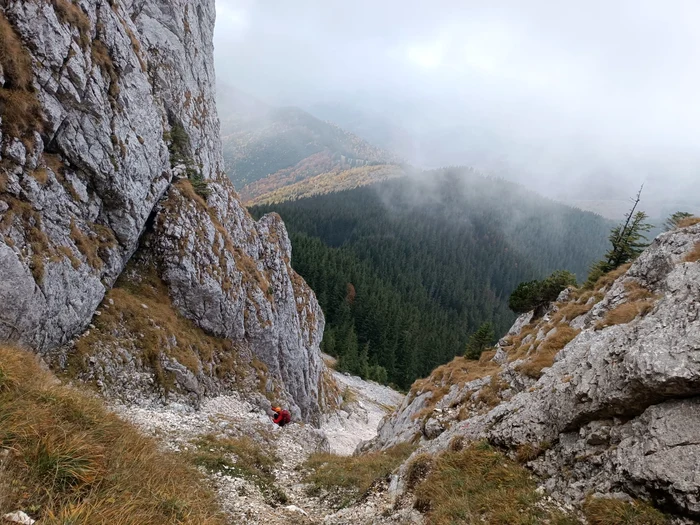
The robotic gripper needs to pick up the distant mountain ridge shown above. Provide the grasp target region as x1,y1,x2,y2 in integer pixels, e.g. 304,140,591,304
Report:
218,87,401,203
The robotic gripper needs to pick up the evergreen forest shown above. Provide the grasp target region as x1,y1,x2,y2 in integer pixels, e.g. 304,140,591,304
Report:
251,169,612,389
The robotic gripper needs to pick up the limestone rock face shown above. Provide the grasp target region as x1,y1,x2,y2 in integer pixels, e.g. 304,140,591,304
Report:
0,0,324,420
369,224,700,518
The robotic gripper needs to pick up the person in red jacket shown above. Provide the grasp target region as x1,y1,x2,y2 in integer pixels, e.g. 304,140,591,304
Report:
271,406,291,427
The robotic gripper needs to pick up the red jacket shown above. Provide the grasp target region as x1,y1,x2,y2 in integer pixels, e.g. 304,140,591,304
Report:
273,409,291,426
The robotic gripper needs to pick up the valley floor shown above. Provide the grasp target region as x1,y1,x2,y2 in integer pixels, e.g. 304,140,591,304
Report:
115,370,417,525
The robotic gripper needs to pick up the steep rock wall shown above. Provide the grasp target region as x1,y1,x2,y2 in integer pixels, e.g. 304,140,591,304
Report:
0,0,323,419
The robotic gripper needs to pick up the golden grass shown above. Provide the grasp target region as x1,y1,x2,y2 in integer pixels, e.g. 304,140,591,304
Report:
475,374,509,408
593,263,633,292
677,216,700,228
70,219,104,270
413,441,576,524
685,242,700,263
596,300,656,330
52,0,90,48
303,443,415,508
624,281,655,302
517,325,581,379
408,356,501,421
583,496,668,525
72,260,240,391
0,345,225,524
550,301,594,325
0,13,43,147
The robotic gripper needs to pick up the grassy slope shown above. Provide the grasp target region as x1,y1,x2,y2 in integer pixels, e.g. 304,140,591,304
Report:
0,346,225,524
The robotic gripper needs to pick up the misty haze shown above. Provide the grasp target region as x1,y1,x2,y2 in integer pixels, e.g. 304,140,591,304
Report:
2,1,700,523
214,0,699,219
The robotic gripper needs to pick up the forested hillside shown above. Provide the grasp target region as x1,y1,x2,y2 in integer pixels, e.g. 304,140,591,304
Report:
218,87,399,202
251,169,611,388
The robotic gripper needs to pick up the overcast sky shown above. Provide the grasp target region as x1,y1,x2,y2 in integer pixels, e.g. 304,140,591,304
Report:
213,0,700,214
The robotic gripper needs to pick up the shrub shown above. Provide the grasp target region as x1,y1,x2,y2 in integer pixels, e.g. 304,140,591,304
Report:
509,270,577,314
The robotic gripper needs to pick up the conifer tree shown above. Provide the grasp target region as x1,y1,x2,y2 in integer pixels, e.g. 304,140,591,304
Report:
465,322,495,360
664,211,693,231
586,188,653,287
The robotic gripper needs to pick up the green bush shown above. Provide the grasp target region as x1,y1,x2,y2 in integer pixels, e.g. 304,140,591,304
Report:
509,270,577,314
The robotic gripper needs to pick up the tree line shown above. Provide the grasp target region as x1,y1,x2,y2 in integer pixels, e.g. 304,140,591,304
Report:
251,169,612,389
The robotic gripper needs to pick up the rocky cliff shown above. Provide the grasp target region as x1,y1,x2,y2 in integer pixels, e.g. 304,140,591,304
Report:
0,0,323,420
365,223,700,519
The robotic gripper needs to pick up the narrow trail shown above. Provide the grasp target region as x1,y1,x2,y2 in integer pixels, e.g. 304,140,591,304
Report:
114,371,412,525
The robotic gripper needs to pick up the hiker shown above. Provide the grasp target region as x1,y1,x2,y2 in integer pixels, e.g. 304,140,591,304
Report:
271,405,291,427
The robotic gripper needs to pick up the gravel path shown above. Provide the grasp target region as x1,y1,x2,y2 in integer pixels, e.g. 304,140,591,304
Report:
113,370,418,524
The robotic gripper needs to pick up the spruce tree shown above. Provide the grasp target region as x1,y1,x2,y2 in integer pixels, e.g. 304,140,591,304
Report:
465,322,495,360
586,188,653,287
664,211,693,231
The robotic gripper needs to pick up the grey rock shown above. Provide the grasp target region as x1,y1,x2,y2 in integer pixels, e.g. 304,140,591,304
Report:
372,224,700,518
0,0,324,421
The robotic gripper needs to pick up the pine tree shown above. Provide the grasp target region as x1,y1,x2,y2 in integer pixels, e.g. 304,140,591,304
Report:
464,322,495,360
586,188,653,287
664,211,693,231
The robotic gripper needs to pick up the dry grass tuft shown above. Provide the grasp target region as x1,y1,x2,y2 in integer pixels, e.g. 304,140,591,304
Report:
303,443,415,508
475,374,509,408
685,242,700,263
69,219,103,270
405,453,434,490
29,167,50,185
0,345,226,524
0,12,43,147
91,39,120,100
0,12,44,149
413,441,575,524
596,300,656,330
677,216,700,229
71,260,242,392
593,263,632,292
583,496,668,525
515,443,544,464
517,325,580,379
52,0,91,48
550,301,594,325
624,281,655,302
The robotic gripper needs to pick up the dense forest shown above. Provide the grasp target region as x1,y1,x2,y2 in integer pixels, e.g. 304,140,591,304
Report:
251,169,612,388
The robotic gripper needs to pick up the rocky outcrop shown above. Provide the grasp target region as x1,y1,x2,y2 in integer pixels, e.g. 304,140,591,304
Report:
0,1,324,420
367,223,700,518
